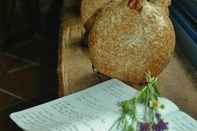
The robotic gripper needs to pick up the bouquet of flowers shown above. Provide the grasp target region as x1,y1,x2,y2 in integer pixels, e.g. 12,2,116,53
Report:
110,74,169,131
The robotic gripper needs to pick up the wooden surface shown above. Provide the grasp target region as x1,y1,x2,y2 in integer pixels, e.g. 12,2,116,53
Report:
58,1,197,119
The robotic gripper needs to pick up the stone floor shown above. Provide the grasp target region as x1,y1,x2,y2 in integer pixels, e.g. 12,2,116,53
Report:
0,34,58,131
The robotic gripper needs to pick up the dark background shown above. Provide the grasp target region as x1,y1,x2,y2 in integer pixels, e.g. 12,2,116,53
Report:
0,0,63,130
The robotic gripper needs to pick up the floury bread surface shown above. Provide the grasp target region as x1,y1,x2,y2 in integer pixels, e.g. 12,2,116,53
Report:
89,0,176,84
81,0,122,31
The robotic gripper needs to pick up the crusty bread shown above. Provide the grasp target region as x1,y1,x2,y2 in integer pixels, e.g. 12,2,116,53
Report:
81,0,117,31
89,0,176,84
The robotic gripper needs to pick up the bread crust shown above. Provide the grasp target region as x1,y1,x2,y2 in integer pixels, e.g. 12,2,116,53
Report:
80,0,115,31
89,0,175,84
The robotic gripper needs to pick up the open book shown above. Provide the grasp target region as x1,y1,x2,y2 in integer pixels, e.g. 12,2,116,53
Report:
10,79,197,131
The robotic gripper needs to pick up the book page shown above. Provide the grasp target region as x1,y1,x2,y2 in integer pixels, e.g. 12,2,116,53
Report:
158,97,179,117
164,111,197,131
10,79,137,131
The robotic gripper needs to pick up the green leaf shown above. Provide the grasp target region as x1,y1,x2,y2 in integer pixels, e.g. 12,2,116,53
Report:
160,104,165,109
112,73,164,131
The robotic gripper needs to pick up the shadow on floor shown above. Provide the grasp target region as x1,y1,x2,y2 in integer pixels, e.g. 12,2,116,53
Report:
0,34,58,130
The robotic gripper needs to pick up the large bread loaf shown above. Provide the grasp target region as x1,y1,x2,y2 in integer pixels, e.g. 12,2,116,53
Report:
89,0,176,84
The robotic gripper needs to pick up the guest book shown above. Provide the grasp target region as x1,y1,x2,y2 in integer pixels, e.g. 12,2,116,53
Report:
10,79,197,131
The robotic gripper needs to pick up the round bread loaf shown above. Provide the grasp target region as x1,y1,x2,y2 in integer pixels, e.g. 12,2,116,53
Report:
81,0,115,31
89,0,175,84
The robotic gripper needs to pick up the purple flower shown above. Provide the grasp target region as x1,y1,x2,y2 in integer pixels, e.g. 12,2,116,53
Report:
140,122,150,131
153,120,168,131
154,113,169,131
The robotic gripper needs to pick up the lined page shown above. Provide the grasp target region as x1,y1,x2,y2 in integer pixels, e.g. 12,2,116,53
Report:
10,79,137,131
164,111,197,131
158,97,179,117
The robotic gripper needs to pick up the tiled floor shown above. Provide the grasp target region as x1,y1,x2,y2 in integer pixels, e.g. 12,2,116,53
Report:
0,35,58,130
